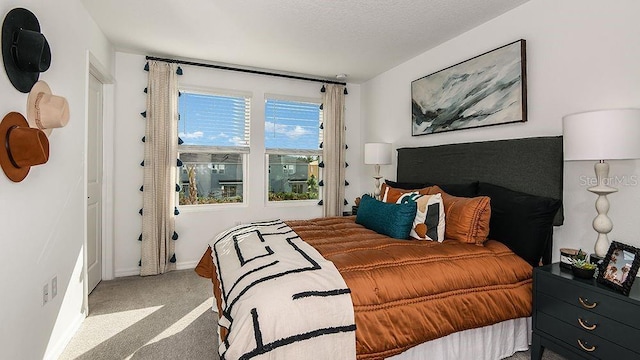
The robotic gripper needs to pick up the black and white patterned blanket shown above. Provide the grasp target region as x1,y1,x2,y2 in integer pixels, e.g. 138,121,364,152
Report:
210,220,356,360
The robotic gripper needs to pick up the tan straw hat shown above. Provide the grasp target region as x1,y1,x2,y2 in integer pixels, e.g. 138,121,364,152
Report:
0,111,49,182
26,80,69,136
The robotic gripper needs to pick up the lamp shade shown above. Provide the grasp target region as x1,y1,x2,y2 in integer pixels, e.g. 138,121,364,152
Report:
563,109,640,161
364,142,392,165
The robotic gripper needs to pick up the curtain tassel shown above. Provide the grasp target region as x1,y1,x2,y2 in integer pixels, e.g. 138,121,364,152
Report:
140,110,147,118
345,180,349,186
319,142,323,149
319,123,324,129
344,199,349,205
139,185,144,192
139,208,143,215
138,234,142,241
345,162,349,168
177,159,183,167
143,62,149,71
143,87,148,94
141,136,145,143
140,160,145,166
178,137,184,145
317,200,323,205
139,259,142,266
318,161,324,168
345,144,349,150
318,180,324,186
320,85,326,93
176,66,183,75
343,88,348,95
319,103,323,110
172,231,179,240
170,254,177,263
176,184,181,192
174,207,180,216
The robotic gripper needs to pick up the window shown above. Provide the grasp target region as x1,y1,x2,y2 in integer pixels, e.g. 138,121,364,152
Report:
212,164,225,174
290,182,305,194
265,96,322,202
178,89,250,205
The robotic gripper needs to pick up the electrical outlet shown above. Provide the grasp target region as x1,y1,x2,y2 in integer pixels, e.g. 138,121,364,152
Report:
43,283,49,306
51,276,57,299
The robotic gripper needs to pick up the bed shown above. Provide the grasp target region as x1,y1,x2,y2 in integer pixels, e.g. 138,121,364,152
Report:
196,136,563,360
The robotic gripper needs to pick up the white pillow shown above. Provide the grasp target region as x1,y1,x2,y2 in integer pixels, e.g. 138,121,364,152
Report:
396,192,445,242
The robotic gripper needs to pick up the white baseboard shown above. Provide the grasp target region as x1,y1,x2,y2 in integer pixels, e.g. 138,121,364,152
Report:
176,260,199,270
43,312,85,360
115,267,139,277
115,260,199,278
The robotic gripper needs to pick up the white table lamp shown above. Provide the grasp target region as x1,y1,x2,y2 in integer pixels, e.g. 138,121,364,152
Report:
364,142,392,200
563,108,640,257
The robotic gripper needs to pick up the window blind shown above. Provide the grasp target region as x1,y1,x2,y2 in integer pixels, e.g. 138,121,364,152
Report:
265,98,322,154
178,91,250,152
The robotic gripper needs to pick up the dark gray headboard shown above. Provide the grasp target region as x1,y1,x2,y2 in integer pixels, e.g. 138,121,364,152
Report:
397,136,563,225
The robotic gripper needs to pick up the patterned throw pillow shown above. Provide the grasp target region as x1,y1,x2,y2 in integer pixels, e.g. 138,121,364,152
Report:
423,185,491,245
395,192,445,242
381,183,430,203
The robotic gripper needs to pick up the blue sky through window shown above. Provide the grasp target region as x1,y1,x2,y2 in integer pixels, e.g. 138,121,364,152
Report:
265,99,321,150
178,92,250,147
178,93,321,150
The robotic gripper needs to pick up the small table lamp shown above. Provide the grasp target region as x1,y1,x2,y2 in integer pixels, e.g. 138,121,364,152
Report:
563,108,640,257
364,142,392,200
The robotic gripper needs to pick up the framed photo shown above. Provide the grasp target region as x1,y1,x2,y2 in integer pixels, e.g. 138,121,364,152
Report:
596,241,640,296
411,39,527,136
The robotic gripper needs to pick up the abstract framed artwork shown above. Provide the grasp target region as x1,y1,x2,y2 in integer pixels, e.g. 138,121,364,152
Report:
411,39,527,136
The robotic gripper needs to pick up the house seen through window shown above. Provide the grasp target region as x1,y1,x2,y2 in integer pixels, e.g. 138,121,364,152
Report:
177,89,250,205
265,96,322,201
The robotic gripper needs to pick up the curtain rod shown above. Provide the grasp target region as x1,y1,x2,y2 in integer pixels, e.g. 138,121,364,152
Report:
145,56,347,86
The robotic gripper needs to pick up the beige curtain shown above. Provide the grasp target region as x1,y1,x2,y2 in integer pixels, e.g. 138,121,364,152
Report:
322,84,346,217
141,61,178,276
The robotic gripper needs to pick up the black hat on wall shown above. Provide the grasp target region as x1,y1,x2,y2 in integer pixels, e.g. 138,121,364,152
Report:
2,8,51,93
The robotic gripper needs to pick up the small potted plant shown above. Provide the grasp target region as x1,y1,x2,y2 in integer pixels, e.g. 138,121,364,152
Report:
571,252,597,279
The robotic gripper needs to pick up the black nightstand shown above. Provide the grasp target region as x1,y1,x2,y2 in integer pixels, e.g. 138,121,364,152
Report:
532,263,640,359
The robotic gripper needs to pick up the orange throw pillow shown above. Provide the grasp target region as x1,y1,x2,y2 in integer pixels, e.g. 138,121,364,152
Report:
422,185,491,245
381,183,429,203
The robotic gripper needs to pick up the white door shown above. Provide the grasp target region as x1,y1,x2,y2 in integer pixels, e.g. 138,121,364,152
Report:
87,74,104,293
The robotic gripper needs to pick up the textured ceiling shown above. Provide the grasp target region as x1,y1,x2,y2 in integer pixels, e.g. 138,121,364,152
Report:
82,0,529,83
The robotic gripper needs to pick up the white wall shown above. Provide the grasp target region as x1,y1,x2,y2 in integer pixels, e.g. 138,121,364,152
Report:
113,52,362,276
361,0,640,259
0,1,114,359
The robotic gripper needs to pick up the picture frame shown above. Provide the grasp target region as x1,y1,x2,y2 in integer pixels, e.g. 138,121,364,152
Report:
411,39,527,136
596,241,640,296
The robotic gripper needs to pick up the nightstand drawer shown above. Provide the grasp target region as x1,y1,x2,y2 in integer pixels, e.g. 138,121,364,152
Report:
537,292,640,354
537,312,640,358
537,272,640,329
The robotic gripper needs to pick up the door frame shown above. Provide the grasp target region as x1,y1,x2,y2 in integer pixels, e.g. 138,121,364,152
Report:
84,52,115,314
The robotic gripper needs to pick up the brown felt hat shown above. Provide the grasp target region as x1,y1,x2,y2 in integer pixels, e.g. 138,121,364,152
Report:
27,81,69,136
0,112,49,182
2,8,51,93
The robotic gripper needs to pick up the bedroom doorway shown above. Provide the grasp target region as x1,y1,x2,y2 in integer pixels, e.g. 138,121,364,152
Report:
87,73,104,294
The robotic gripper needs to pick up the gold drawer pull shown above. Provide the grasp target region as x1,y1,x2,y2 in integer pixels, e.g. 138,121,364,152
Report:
577,339,596,352
578,297,597,309
578,318,597,330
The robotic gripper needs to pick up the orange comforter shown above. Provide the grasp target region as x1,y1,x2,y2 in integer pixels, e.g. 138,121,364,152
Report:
196,216,533,359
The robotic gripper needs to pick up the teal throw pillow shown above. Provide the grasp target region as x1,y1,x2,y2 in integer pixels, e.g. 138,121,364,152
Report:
355,194,417,239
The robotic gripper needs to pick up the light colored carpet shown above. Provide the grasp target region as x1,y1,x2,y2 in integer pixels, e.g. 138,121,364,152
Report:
59,269,565,360
59,269,218,360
